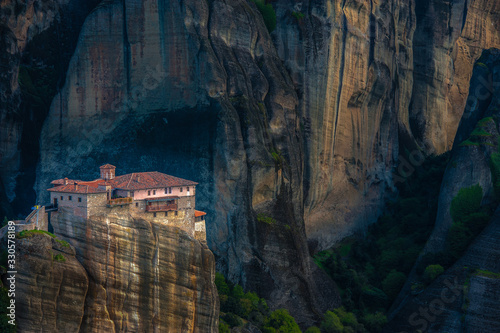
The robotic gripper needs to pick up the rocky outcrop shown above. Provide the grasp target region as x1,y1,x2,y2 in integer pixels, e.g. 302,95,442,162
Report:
273,0,412,250
410,0,500,154
421,49,500,255
3,0,500,326
35,0,339,325
13,232,88,332
387,49,500,332
0,0,100,218
385,206,500,332
50,208,219,332
271,0,500,251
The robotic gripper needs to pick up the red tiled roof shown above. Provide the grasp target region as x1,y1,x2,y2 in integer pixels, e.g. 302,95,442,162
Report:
47,184,107,194
51,178,82,185
109,172,197,190
100,164,116,169
195,210,207,217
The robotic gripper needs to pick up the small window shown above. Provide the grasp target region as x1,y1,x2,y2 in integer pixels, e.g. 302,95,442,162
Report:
78,197,82,202
169,187,172,194
69,196,72,201
61,196,63,200
165,188,168,194
165,212,168,217
148,190,151,196
187,187,190,192
180,187,183,192
153,190,156,195
175,211,178,216
153,213,157,217
135,202,138,207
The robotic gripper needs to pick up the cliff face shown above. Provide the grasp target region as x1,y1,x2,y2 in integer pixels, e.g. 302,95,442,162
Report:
0,0,101,218
3,0,500,327
35,0,338,324
272,0,500,250
385,207,500,333
14,233,89,332
387,49,500,332
48,208,219,332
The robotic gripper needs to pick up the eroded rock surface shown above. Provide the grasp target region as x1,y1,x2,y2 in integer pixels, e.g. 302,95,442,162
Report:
51,208,219,332
13,233,88,332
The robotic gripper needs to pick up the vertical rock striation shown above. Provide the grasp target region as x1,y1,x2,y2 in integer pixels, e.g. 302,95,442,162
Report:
13,233,88,332
50,208,219,332
36,0,339,324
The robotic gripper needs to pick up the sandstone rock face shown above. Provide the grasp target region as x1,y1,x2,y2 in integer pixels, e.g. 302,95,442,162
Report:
14,233,88,332
35,0,339,324
272,0,500,251
273,0,412,249
387,49,500,332
385,207,500,333
0,0,100,217
50,208,219,332
421,49,500,255
4,0,500,325
410,0,500,154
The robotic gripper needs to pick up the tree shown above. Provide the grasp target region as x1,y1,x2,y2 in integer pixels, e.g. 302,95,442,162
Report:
423,264,444,284
305,326,321,333
263,309,301,333
450,184,483,223
381,270,406,300
320,311,344,333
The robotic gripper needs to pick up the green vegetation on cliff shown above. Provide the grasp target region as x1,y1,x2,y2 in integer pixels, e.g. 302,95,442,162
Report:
313,153,450,332
215,272,302,332
252,0,277,32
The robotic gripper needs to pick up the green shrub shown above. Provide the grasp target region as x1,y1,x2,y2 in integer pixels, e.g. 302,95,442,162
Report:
320,311,344,333
423,264,444,284
222,312,242,327
219,320,231,333
291,11,305,21
257,213,277,225
362,312,387,333
450,184,483,223
381,270,406,300
305,326,321,333
264,309,301,333
53,253,66,262
252,0,277,33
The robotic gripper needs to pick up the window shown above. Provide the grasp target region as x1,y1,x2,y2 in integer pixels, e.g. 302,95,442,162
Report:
60,196,63,200
165,212,168,217
78,197,82,202
153,190,156,195
69,196,72,201
135,203,138,207
180,187,183,192
187,187,189,192
169,187,172,194
175,211,178,216
165,188,168,194
153,213,157,217
148,190,151,196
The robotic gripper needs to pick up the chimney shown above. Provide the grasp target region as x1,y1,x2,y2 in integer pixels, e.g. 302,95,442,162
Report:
75,182,78,191
64,177,68,185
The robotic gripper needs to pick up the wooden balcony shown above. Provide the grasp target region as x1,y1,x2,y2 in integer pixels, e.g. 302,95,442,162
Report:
107,197,133,206
146,203,177,212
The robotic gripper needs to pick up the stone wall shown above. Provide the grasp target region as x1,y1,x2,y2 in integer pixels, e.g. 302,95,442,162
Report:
50,191,91,218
